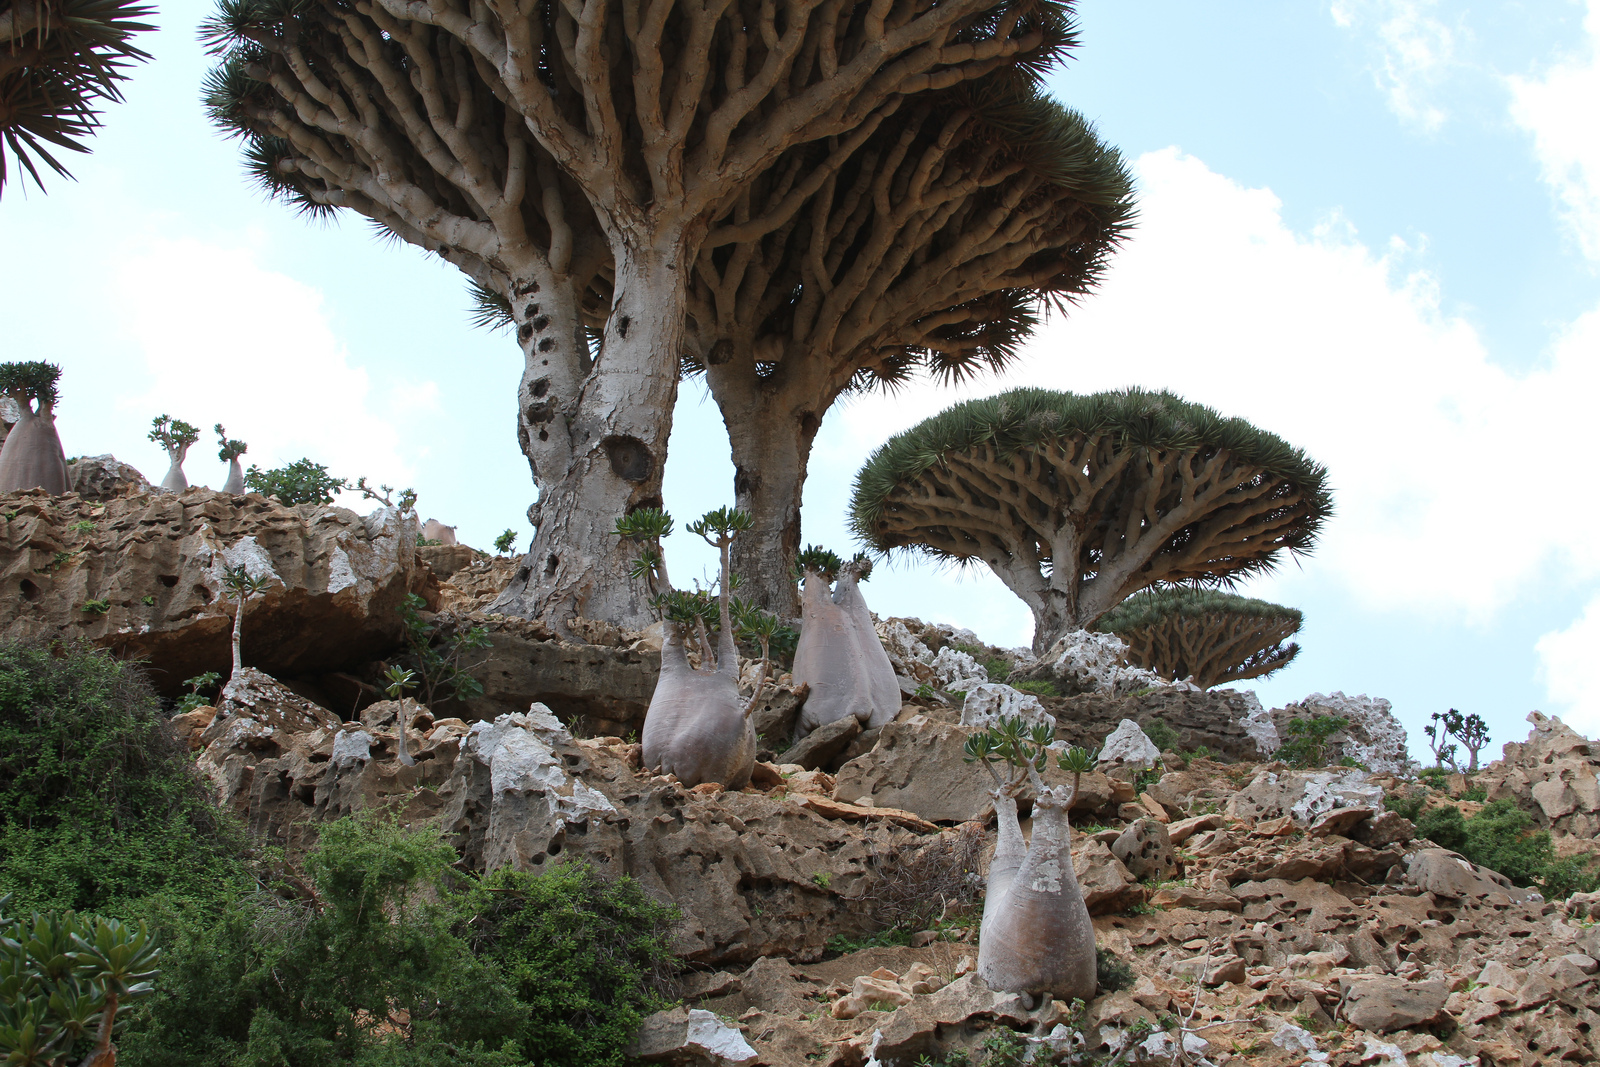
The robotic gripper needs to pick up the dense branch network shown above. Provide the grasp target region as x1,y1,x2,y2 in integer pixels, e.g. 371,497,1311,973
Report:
851,387,1332,651
1096,588,1302,689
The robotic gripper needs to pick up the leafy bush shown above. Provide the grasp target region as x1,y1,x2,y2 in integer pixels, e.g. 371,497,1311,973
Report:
1384,791,1426,822
396,594,492,707
0,641,246,914
1141,718,1179,754
0,901,162,1066
122,818,678,1067
1012,679,1058,698
1273,715,1348,768
1415,799,1599,898
244,459,348,506
173,673,221,716
460,863,678,1066
1096,947,1134,994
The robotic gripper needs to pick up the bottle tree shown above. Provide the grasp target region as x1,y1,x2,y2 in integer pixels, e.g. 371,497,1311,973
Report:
200,0,1076,632
215,424,247,494
850,388,1332,653
1095,588,1303,689
0,0,153,195
0,361,69,494
691,78,1132,615
148,415,200,493
790,548,898,742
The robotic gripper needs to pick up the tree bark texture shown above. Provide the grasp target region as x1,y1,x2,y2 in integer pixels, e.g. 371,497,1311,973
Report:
205,0,1066,629
0,402,68,494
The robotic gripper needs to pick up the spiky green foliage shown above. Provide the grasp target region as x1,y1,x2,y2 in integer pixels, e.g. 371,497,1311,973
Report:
1097,588,1303,689
0,641,246,914
145,416,199,452
850,388,1331,642
0,0,154,195
0,362,61,406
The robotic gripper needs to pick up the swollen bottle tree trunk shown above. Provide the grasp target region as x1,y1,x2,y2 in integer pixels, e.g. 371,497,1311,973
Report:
216,424,247,495
790,561,899,741
966,726,1098,1001
0,361,68,494
640,508,760,789
150,415,200,494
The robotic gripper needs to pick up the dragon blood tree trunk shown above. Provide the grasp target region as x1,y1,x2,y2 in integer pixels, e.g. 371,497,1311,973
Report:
492,246,685,633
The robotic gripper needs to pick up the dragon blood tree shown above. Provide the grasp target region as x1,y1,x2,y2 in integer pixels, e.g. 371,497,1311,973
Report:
200,0,1075,634
790,547,899,742
0,361,68,494
964,716,1099,999
620,507,781,789
0,0,154,195
1096,588,1303,689
851,388,1332,654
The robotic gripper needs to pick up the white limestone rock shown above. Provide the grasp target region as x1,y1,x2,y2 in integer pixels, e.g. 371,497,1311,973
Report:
960,684,1055,731
931,645,988,691
1100,719,1163,770
627,1007,759,1066
1276,691,1409,774
330,728,373,768
1237,690,1281,757
1033,629,1196,696
1226,767,1384,826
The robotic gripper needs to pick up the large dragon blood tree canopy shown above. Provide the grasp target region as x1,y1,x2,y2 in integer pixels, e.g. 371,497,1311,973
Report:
1096,587,1303,689
850,387,1332,653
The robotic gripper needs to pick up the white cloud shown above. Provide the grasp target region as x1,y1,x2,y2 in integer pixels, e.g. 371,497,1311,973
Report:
1508,0,1600,259
1537,596,1600,733
831,149,1600,625
105,237,425,500
1331,0,1461,130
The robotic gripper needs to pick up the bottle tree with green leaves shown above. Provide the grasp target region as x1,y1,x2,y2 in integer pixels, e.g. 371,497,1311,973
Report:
619,506,780,788
147,416,200,494
0,362,68,494
220,564,271,680
213,425,247,495
1096,588,1303,689
963,718,1099,999
851,388,1332,654
0,899,161,1067
789,546,899,743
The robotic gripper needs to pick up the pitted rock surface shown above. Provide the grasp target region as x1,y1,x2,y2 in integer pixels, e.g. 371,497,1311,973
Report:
1112,818,1179,882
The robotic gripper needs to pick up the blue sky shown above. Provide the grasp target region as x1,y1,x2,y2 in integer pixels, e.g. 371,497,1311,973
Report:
2,0,1597,756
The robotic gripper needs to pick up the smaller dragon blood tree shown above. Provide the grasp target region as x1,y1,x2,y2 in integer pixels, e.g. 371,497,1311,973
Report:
215,424,247,494
0,361,68,494
790,546,899,743
149,415,201,493
965,717,1100,1000
1097,588,1303,689
621,506,780,789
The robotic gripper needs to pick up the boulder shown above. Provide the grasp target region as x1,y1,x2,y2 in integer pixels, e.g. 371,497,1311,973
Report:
1111,818,1178,882
1273,692,1410,774
65,455,149,501
1017,628,1186,696
959,684,1054,731
417,543,479,579
1100,719,1162,771
0,488,427,695
1046,688,1275,761
930,645,987,690
1225,768,1385,826
421,518,457,545
451,619,660,736
1403,848,1540,904
1476,712,1600,855
1336,976,1449,1032
1072,837,1145,913
435,555,521,614
626,1007,758,1066
777,714,861,771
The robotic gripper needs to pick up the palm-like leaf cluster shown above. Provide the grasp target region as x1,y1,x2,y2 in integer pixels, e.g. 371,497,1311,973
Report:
1,0,153,195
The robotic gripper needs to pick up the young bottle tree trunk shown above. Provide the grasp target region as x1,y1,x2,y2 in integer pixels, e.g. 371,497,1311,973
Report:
0,362,69,494
790,561,899,742
216,424,248,494
222,458,245,495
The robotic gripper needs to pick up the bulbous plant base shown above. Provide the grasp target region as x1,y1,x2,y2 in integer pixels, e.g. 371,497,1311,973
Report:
977,790,1097,1001
641,621,756,789
791,567,898,741
0,410,68,494
222,459,245,495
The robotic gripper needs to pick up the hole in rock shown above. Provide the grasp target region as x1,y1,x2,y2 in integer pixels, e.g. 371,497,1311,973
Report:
19,579,40,601
159,574,178,587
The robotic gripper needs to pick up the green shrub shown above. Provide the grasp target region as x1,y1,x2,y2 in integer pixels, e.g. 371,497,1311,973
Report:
460,863,679,1067
1096,947,1134,994
1415,799,1599,897
1273,715,1347,768
244,459,348,506
1384,792,1426,821
1141,719,1179,754
122,818,678,1067
0,641,246,914
174,673,221,716
1012,679,1058,698
1415,805,1467,851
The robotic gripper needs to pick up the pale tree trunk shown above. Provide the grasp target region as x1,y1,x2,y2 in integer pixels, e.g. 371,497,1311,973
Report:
222,458,245,495
159,444,191,493
711,372,823,619
492,242,686,633
230,597,245,678
0,401,69,494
